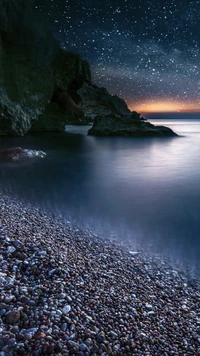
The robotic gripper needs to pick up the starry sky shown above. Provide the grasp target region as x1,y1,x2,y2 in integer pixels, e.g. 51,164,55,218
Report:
35,0,200,113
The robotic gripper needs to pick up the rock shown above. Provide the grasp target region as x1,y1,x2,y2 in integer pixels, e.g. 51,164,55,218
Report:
54,343,63,353
27,299,37,307
129,251,139,256
79,83,177,137
147,311,155,316
79,343,88,351
4,295,15,303
96,331,106,343
0,147,46,162
0,1,91,135
0,277,6,284
62,305,71,313
88,113,177,137
6,310,20,324
30,51,91,132
113,344,121,351
0,309,6,316
61,323,67,332
145,304,153,310
67,340,79,352
78,82,131,120
0,0,59,135
7,246,16,253
12,240,23,248
45,343,55,354
0,339,4,351
20,328,38,339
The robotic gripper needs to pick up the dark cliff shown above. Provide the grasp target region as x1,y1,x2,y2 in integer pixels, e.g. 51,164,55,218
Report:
0,0,91,135
0,0,59,135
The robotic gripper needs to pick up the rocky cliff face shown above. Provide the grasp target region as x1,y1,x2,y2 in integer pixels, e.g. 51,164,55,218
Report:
78,83,131,120
0,0,60,135
30,51,91,132
0,0,91,135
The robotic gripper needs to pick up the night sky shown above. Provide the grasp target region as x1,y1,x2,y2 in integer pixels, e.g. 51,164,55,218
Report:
35,0,200,112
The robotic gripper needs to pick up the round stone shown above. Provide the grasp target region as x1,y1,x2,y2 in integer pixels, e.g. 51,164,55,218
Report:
6,310,20,324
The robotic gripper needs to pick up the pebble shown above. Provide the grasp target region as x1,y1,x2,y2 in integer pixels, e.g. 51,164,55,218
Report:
62,305,71,313
129,251,139,256
0,193,199,355
0,309,6,317
34,331,46,340
12,240,22,248
4,296,14,303
7,246,16,254
6,311,20,324
79,343,88,351
96,331,106,343
0,277,6,284
61,323,67,332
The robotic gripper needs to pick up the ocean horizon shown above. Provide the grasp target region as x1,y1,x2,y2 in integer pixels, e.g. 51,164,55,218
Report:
143,112,200,120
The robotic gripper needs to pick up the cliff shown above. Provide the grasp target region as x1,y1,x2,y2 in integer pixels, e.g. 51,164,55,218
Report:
78,83,131,120
0,0,91,135
0,0,59,135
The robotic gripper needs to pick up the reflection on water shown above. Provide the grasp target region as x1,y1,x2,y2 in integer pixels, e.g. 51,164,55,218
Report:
0,120,200,278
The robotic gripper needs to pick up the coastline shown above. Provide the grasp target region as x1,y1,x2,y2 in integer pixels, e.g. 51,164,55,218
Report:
0,194,199,355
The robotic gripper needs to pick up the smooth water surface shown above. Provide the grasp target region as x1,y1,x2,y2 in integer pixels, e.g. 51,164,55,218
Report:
0,118,200,277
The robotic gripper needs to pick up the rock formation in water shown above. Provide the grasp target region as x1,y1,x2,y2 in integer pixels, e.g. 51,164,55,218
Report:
79,84,177,137
88,112,177,137
0,147,46,162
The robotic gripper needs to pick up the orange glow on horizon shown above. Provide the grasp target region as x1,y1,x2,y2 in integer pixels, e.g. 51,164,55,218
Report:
129,100,200,113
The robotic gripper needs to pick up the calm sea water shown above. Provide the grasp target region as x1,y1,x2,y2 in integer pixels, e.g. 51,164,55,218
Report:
0,116,200,278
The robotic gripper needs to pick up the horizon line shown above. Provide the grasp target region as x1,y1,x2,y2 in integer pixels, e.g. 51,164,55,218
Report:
138,110,200,115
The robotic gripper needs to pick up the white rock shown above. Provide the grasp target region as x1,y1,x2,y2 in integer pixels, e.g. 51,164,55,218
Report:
145,303,153,310
7,246,16,254
0,277,6,284
62,305,71,313
129,251,139,256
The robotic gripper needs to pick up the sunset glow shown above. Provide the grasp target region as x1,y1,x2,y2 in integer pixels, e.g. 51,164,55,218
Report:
129,100,200,113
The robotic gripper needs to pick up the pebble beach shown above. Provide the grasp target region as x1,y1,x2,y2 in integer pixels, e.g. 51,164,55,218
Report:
0,193,200,356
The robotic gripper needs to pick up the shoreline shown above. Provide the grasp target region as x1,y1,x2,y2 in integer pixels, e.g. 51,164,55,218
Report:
0,194,199,355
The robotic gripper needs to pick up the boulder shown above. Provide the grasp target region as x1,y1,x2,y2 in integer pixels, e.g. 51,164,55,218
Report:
88,113,177,137
0,147,46,162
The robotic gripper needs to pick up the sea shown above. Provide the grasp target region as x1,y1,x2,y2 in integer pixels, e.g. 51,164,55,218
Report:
0,113,200,280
